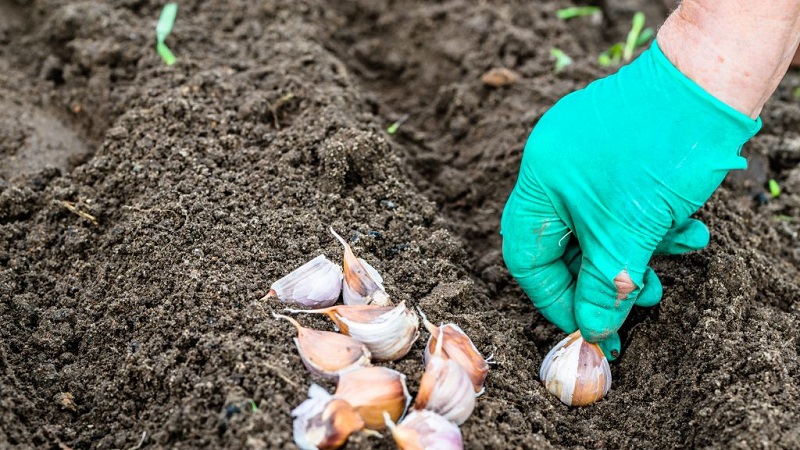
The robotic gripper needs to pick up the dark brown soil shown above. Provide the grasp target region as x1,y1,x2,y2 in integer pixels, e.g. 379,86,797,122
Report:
1,0,799,449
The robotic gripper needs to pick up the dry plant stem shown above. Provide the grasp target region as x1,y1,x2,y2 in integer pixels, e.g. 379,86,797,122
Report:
658,0,800,119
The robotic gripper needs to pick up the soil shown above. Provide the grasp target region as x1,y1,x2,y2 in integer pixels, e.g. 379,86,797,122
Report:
1,0,799,449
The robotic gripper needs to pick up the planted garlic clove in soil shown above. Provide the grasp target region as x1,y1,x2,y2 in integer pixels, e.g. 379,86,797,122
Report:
539,330,611,407
266,254,343,308
334,366,412,430
273,313,371,377
419,309,490,395
292,384,365,450
286,301,419,361
330,227,392,306
413,328,476,425
384,410,464,450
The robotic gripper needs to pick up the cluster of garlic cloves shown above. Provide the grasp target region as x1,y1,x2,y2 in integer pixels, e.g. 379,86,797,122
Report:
330,227,392,306
539,330,611,407
273,313,371,377
413,329,475,425
287,301,419,361
419,309,490,396
292,384,365,450
266,254,343,308
292,367,412,448
384,410,463,450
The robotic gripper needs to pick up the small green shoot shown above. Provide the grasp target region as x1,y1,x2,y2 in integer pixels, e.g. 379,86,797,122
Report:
793,86,800,99
768,179,781,198
636,27,654,47
556,6,601,20
598,43,624,67
387,114,409,135
156,3,178,65
248,399,259,413
623,12,646,61
550,48,573,73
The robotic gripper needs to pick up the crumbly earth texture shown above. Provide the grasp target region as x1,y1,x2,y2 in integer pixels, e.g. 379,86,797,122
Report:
1,0,799,448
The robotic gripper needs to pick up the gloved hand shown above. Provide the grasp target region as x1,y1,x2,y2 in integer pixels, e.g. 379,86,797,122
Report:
501,40,761,360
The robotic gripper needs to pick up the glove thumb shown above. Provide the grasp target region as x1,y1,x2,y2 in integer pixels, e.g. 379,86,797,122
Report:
654,218,709,255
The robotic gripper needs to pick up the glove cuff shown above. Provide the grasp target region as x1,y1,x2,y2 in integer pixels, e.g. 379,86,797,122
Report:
649,39,762,147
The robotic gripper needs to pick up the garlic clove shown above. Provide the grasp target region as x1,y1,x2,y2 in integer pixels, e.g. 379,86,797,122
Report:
265,254,343,308
334,366,412,430
273,313,371,377
284,304,395,335
413,329,476,425
384,410,464,450
287,302,419,361
419,308,490,396
539,330,612,407
330,227,392,306
292,384,365,450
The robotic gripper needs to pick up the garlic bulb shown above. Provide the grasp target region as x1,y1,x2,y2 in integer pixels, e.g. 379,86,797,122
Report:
330,227,391,306
266,254,343,308
334,366,412,430
539,330,611,407
292,384,365,450
286,301,419,361
384,410,463,450
419,309,490,396
413,329,476,425
273,313,371,377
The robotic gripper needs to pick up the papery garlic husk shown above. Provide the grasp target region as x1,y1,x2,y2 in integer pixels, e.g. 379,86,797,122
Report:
539,330,611,407
413,329,476,425
292,384,365,450
384,410,464,450
330,227,392,306
334,366,412,430
265,254,343,308
419,309,490,396
286,301,419,361
273,313,371,377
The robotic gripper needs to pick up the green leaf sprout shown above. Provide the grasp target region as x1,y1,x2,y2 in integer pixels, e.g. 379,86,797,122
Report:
156,3,178,65
556,6,601,20
550,48,573,73
623,12,646,61
768,179,781,198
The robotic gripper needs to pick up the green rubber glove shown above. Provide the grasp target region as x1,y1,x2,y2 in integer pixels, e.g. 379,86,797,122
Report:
501,41,761,360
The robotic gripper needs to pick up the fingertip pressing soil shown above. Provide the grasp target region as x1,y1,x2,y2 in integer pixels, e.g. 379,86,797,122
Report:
1,0,799,449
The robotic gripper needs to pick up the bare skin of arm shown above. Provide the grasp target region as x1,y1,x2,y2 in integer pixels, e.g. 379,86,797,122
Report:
658,0,800,119
614,1,800,297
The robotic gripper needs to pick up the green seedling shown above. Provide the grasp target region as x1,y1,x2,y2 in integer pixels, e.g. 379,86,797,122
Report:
768,179,781,198
156,3,178,65
387,114,409,135
598,43,624,67
792,86,800,99
636,27,654,47
248,399,259,413
550,48,573,73
556,6,601,20
623,12,646,61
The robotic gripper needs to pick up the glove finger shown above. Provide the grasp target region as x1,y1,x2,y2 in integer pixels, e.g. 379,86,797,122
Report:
654,218,709,255
598,332,621,362
501,188,578,334
633,267,663,307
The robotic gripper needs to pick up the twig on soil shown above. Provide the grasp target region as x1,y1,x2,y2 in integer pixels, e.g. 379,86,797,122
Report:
270,92,296,128
60,201,98,225
128,431,147,450
264,362,300,388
